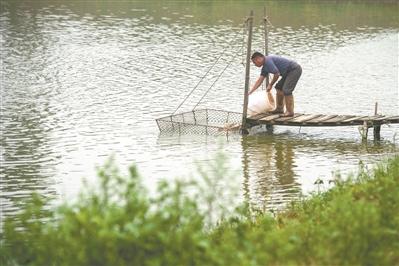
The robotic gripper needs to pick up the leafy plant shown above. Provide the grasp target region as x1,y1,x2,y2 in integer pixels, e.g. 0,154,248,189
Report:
1,155,398,265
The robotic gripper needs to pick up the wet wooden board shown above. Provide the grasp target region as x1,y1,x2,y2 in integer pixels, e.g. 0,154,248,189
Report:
340,116,369,123
246,113,399,127
260,114,282,122
374,115,399,121
274,113,303,122
321,115,354,124
361,115,384,121
291,114,322,123
307,115,338,124
248,113,272,120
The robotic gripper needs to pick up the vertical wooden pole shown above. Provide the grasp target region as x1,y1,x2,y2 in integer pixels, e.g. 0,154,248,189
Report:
241,10,254,134
263,6,273,132
361,121,369,142
373,101,381,141
263,6,269,87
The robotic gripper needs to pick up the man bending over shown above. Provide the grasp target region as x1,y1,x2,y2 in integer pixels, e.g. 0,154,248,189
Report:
249,52,302,117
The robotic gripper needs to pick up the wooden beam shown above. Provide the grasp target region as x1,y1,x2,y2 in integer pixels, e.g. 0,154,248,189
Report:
373,102,381,141
263,6,269,87
241,10,254,134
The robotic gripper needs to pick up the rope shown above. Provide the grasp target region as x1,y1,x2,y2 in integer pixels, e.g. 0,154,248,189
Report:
264,16,273,27
171,51,226,115
192,45,243,110
192,19,249,110
171,22,248,115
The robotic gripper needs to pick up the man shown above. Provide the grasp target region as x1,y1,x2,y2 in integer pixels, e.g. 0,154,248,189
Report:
249,52,302,117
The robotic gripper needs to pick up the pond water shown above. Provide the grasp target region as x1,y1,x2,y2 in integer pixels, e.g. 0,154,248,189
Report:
1,1,398,217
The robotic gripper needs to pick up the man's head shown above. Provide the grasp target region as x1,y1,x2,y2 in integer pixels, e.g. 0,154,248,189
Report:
251,52,265,67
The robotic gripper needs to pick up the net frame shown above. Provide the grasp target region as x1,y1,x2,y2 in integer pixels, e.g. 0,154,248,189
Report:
156,109,242,135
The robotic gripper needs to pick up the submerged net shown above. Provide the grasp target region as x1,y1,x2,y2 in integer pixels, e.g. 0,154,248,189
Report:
156,109,242,135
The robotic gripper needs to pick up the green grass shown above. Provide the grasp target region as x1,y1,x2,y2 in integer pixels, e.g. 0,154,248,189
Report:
1,154,399,265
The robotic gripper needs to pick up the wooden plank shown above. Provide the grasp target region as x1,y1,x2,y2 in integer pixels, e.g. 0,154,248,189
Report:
248,112,271,120
260,114,282,122
373,115,399,121
363,115,386,121
321,115,354,124
307,115,338,123
300,114,324,123
290,114,322,123
247,113,399,129
274,113,303,122
340,116,369,123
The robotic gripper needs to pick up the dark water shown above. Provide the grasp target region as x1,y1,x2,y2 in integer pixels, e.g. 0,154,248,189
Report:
1,1,398,217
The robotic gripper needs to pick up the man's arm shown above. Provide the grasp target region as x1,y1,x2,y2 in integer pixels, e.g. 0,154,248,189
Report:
248,75,265,95
266,73,280,92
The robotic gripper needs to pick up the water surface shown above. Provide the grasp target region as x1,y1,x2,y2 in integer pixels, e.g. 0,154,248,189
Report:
1,0,398,216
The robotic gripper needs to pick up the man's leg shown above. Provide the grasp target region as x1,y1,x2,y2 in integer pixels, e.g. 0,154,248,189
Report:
281,66,302,117
273,90,284,113
283,95,294,117
271,78,285,114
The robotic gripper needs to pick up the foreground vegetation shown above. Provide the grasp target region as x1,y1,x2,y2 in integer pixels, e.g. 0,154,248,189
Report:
1,154,399,265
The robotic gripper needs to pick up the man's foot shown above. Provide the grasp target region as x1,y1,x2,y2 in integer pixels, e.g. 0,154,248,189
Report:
281,112,294,117
270,108,284,114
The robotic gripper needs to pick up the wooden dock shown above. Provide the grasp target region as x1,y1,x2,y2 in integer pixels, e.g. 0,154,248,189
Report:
247,113,399,127
246,113,399,140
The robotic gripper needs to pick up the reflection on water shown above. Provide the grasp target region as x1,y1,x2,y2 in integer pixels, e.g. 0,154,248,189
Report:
241,132,398,210
242,135,300,211
1,0,398,218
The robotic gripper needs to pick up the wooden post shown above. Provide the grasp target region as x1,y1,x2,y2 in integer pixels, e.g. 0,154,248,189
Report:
373,102,381,141
263,6,269,86
263,6,273,132
241,10,254,134
361,121,369,141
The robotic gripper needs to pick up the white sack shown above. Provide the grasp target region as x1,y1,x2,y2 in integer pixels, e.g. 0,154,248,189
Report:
247,90,275,116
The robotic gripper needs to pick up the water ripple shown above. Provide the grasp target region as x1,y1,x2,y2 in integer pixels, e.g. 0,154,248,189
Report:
1,1,398,218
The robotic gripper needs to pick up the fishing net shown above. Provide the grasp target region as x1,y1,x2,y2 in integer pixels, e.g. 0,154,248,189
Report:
156,109,242,135
155,16,272,136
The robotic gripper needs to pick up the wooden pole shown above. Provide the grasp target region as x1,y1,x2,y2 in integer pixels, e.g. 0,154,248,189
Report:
263,6,269,87
373,101,381,141
241,10,254,134
263,6,273,132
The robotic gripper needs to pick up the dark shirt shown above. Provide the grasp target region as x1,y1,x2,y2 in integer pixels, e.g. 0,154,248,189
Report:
261,55,296,77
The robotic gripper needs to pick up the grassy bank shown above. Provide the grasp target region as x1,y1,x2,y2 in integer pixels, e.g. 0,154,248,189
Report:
1,155,398,265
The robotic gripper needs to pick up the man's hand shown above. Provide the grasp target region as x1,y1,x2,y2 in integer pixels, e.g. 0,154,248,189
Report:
267,73,280,92
248,76,265,96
